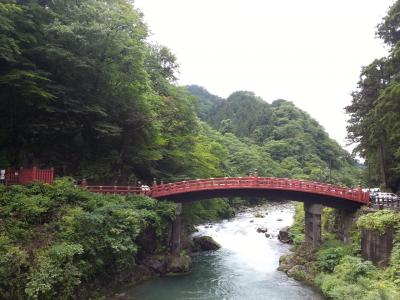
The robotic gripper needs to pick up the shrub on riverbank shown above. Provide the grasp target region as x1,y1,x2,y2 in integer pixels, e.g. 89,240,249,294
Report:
280,207,400,300
0,179,176,299
288,202,305,245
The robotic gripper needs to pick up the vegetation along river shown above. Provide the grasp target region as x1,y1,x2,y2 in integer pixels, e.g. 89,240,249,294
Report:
121,202,323,300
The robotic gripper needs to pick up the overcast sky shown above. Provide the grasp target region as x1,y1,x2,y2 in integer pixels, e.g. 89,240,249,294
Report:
134,0,394,152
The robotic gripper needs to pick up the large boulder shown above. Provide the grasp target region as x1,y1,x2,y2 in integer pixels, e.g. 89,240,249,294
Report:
192,236,221,251
165,253,192,275
143,256,167,274
278,226,291,243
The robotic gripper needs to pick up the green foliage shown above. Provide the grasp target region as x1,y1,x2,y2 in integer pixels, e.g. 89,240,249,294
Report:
346,0,400,192
317,247,348,272
25,243,83,299
288,202,305,245
287,203,400,299
182,198,235,224
357,210,400,234
317,256,400,300
0,179,176,299
0,235,29,299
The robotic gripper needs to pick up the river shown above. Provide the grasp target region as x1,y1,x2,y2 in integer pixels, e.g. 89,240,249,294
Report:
121,202,323,300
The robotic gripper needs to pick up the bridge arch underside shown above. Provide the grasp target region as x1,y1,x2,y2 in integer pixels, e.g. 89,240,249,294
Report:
155,188,363,211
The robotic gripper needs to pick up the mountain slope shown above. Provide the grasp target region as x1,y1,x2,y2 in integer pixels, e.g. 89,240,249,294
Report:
186,85,360,186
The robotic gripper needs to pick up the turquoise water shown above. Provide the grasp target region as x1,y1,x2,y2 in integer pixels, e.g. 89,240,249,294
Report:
122,203,323,300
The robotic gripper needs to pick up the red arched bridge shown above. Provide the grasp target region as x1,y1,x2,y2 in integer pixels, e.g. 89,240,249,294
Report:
84,177,370,210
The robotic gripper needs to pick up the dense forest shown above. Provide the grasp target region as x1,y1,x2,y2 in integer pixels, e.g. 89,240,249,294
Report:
0,0,360,187
346,1,400,192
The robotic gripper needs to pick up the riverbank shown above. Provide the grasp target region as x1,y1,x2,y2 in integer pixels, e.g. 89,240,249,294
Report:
0,179,178,299
278,204,400,299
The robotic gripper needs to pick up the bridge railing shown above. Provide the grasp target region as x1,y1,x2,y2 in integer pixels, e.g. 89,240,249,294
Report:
370,195,400,210
151,177,369,204
85,185,150,195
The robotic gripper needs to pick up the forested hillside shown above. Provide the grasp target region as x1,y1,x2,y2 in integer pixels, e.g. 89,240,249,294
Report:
187,85,361,186
0,0,360,188
346,1,400,192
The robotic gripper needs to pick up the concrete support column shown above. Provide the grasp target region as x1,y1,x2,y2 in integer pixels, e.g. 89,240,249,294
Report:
361,227,393,267
339,210,354,244
171,203,183,255
304,203,323,248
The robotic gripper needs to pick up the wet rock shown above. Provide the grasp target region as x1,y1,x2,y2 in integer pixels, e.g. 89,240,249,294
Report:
278,226,291,243
257,227,268,233
250,220,254,223
277,218,283,221
254,212,265,218
193,236,221,251
166,253,192,274
265,233,271,238
144,257,166,274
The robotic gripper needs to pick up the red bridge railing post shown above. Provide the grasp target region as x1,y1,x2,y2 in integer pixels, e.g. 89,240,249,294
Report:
81,179,88,188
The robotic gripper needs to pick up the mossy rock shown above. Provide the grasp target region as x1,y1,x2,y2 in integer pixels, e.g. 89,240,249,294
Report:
192,236,221,251
166,252,192,274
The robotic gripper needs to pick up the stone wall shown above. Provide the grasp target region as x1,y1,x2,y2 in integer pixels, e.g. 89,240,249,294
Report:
361,227,394,267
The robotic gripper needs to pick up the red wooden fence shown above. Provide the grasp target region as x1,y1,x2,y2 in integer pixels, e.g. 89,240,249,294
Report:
5,167,54,185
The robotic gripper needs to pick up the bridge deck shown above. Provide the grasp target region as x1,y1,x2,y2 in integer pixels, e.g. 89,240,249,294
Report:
85,177,370,205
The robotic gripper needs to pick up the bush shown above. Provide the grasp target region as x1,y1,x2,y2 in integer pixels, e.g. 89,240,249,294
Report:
317,247,346,272
25,243,83,299
357,210,400,234
288,202,304,245
0,178,176,299
0,236,29,299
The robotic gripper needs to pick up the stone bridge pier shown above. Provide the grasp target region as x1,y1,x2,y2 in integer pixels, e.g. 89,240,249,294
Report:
171,203,183,254
304,203,356,247
304,203,323,247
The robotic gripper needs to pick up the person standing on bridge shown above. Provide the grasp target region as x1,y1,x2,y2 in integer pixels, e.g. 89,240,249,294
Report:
0,169,5,185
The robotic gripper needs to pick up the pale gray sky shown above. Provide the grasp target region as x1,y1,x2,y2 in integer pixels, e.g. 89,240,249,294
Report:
134,0,394,152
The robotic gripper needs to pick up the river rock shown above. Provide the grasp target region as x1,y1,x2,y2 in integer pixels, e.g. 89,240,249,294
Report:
277,218,283,221
278,226,291,243
254,212,264,218
257,227,268,233
144,257,166,274
265,233,271,238
166,253,192,274
193,236,221,251
250,220,254,223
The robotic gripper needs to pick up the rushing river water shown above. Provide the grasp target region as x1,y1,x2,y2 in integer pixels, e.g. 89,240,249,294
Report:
122,202,323,300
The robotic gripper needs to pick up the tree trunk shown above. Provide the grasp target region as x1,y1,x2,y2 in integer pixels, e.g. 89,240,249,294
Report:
378,143,387,188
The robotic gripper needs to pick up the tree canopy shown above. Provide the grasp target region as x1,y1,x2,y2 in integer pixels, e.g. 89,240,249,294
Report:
346,0,400,192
